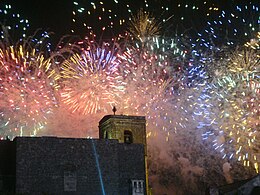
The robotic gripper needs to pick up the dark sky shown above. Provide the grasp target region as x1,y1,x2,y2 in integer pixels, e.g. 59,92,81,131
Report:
10,0,72,40
3,0,213,38
1,0,259,43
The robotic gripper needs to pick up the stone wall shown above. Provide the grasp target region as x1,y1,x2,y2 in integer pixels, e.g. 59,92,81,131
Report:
118,143,146,195
15,136,146,194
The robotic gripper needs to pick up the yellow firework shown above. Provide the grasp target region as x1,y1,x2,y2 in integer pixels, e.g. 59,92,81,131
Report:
128,8,161,42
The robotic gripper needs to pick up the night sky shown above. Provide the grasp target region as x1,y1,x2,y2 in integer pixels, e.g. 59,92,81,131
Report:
0,1,259,194
1,0,259,42
9,0,72,40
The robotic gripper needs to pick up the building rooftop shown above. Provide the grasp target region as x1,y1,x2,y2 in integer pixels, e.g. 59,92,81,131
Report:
99,114,146,125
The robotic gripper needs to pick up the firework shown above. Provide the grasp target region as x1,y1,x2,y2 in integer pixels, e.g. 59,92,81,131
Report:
0,0,259,193
0,41,59,139
244,31,260,49
127,9,161,42
193,46,260,172
59,41,124,115
114,36,197,138
227,48,259,75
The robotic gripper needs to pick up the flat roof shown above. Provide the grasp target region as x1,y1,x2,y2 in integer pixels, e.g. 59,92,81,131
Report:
99,115,146,125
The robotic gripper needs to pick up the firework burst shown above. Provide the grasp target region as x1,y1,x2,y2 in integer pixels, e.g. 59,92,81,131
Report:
0,42,59,139
59,41,124,115
114,36,196,138
127,8,161,42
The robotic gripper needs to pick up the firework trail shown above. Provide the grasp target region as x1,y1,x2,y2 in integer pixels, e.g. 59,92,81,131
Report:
0,40,59,139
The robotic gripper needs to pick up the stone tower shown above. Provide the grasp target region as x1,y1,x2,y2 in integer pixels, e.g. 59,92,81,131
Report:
99,114,147,154
99,114,148,195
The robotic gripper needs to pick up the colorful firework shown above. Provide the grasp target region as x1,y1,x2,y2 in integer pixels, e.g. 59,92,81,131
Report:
193,46,260,172
0,0,259,193
59,41,124,114
114,36,196,138
0,41,59,139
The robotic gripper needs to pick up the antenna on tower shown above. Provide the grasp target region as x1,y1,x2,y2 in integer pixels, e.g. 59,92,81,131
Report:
112,106,117,115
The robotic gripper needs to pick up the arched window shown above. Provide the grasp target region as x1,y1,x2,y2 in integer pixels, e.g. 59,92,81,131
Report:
124,130,133,143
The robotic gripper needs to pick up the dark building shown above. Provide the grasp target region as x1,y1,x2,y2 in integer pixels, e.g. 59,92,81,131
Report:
0,139,16,193
0,114,147,195
209,174,260,195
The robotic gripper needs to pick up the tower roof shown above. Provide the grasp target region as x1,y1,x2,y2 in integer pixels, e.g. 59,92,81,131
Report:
99,115,145,125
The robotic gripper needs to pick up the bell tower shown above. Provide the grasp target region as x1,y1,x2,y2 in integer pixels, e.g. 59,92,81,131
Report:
99,114,149,195
98,114,147,154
